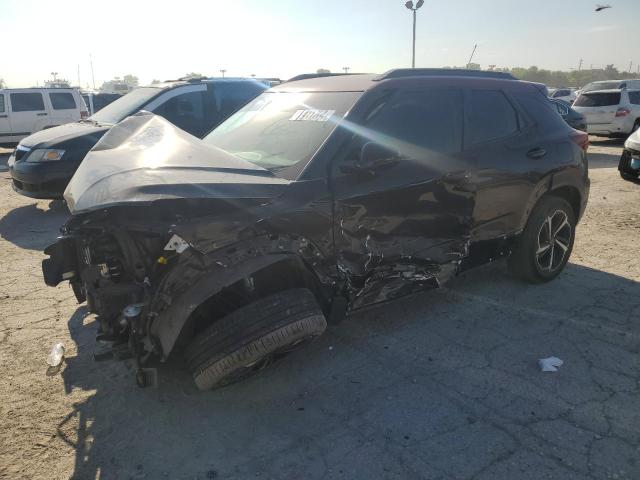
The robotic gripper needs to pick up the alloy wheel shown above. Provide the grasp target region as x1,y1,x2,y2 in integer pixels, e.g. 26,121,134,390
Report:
535,210,572,273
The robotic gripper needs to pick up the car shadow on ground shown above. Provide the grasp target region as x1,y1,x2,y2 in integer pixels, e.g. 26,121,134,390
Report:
0,201,69,250
56,261,640,480
588,138,625,170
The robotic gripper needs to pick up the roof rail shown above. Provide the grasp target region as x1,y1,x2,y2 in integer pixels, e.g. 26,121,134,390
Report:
373,68,516,81
286,72,365,83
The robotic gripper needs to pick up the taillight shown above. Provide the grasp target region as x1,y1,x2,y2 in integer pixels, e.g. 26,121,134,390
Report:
570,130,589,152
615,108,630,117
80,110,89,119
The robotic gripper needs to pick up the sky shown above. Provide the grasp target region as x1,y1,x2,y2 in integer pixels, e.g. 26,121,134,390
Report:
1,0,639,88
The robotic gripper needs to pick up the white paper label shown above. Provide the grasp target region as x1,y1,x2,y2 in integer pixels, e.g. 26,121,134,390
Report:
289,109,335,122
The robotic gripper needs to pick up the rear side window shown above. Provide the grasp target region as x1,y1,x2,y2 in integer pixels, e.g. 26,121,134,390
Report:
10,93,45,112
628,91,640,105
49,92,76,110
154,90,206,136
366,89,463,154
209,81,267,122
0,95,5,113
466,90,518,144
515,93,569,135
574,92,621,107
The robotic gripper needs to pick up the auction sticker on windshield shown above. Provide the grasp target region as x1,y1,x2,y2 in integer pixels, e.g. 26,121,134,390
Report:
289,109,335,122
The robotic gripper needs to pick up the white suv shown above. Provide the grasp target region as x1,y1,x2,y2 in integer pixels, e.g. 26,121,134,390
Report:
572,89,640,137
0,88,88,144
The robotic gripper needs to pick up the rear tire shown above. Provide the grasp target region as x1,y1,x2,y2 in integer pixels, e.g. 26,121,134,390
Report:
508,196,576,284
185,288,327,391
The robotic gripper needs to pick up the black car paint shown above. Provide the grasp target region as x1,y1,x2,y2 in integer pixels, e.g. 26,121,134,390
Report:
9,122,110,198
619,144,640,182
42,75,590,369
10,79,268,199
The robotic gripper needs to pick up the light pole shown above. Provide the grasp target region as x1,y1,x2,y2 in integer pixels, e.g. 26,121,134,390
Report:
405,0,424,68
220,69,226,78
343,67,350,73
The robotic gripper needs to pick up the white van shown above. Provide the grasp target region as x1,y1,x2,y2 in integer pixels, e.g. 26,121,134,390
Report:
0,88,88,144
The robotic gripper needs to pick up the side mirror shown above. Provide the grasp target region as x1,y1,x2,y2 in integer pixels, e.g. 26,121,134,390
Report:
359,142,400,169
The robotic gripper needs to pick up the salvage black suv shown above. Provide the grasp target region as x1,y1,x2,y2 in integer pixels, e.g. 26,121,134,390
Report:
43,70,590,390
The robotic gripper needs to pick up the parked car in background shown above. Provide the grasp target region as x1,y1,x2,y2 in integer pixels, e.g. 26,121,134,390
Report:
42,70,590,390
581,79,640,93
81,92,122,115
572,89,640,137
549,98,587,132
549,87,577,104
8,77,269,198
0,88,88,145
619,128,640,181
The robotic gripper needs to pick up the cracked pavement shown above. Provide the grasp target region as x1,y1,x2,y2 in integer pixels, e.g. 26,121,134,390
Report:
0,140,638,480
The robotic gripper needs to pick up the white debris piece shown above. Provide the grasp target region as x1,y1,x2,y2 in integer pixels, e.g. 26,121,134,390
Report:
164,234,190,253
47,342,65,367
538,356,564,372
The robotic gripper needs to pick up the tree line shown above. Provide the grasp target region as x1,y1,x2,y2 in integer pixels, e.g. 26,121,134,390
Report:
463,63,639,88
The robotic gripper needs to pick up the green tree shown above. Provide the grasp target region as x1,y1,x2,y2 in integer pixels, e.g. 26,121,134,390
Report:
0,78,6,88
122,74,139,86
183,72,204,79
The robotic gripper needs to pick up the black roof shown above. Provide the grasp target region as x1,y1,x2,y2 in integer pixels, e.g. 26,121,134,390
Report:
374,68,516,81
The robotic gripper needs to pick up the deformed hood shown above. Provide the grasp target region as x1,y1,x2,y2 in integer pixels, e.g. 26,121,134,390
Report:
64,112,290,214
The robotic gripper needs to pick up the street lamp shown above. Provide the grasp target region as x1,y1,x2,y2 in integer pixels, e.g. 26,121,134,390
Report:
405,0,424,68
220,69,227,78
343,66,350,73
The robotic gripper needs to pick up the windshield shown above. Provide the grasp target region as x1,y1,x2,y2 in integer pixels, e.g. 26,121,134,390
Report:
89,87,161,124
203,91,361,169
582,81,621,92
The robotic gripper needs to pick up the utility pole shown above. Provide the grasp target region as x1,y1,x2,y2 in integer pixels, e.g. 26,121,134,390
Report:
220,69,226,78
578,58,583,71
467,44,478,68
342,67,350,73
405,0,424,68
89,54,95,90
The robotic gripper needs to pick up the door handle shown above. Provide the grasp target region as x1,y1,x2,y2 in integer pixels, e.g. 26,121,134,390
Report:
37,113,48,116
527,148,547,159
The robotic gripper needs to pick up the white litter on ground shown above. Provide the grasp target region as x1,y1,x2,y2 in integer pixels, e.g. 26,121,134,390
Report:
538,356,563,372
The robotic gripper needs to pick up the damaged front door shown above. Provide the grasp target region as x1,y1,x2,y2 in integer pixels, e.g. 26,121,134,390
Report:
330,88,475,307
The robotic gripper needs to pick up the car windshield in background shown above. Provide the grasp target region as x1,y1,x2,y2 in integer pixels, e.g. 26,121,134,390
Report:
204,91,360,170
89,87,160,124
582,82,621,92
574,92,621,107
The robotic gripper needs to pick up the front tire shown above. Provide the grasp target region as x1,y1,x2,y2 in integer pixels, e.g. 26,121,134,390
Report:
185,288,327,391
509,196,576,283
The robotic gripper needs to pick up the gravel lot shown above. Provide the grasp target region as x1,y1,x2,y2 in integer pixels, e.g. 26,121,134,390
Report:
0,140,638,480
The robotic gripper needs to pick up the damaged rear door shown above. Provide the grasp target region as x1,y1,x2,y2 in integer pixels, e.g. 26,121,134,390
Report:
330,87,475,307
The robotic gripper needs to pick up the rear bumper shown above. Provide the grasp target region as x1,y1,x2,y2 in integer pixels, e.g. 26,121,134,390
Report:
586,118,634,136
